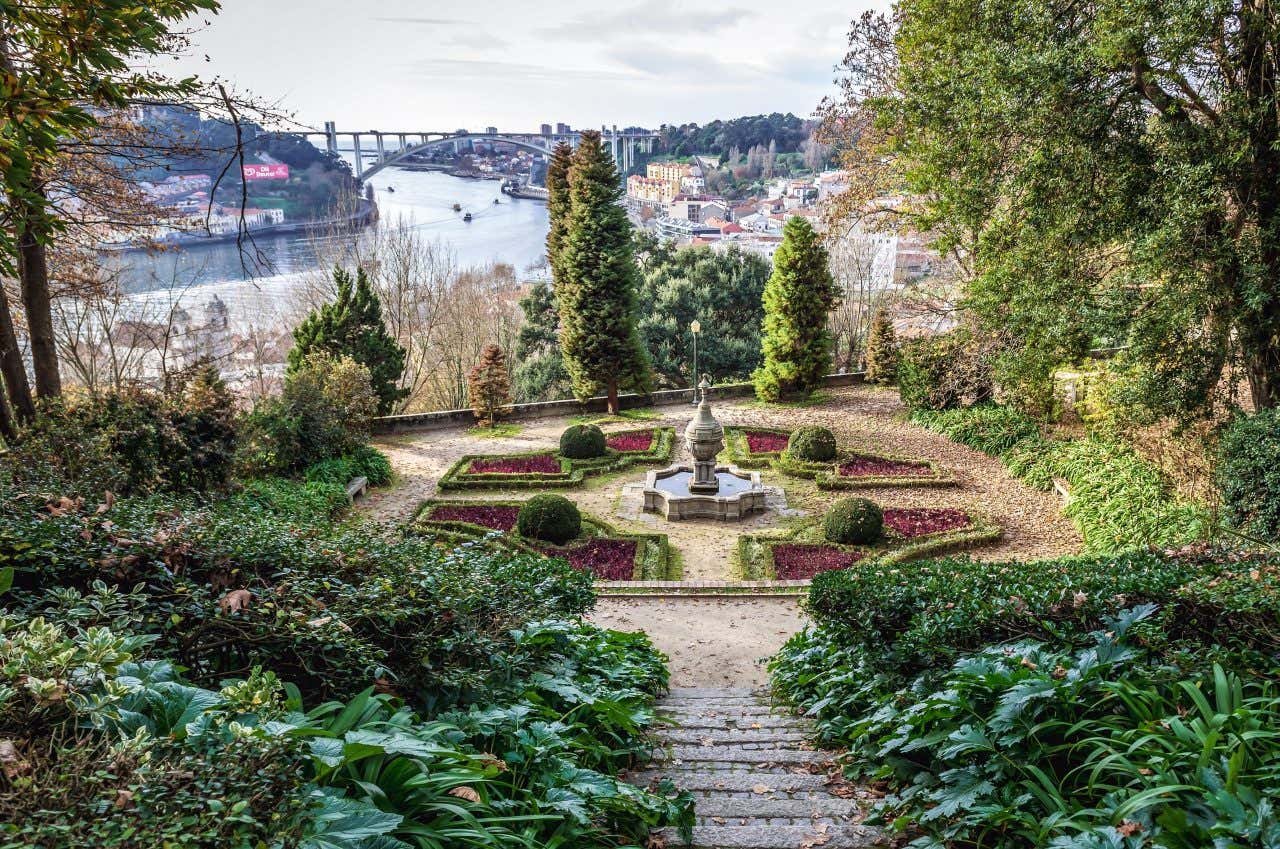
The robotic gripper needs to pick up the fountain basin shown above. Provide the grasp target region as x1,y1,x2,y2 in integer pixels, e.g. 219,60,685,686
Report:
643,463,767,521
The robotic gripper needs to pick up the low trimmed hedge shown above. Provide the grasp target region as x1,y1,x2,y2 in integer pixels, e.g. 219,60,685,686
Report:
805,548,1280,675
721,427,791,470
774,447,956,490
735,511,1001,581
439,428,676,491
413,499,680,581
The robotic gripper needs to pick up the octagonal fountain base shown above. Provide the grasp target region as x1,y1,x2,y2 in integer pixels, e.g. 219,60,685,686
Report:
643,463,767,521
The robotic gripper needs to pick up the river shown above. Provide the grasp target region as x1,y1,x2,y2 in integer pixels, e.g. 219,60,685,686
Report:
109,168,551,296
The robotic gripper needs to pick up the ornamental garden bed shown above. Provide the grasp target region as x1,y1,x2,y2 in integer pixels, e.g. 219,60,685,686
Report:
414,499,680,581
723,427,954,487
439,427,677,491
722,427,792,469
735,508,1000,581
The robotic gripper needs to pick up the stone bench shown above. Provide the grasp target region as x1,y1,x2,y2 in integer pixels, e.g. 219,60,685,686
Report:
345,476,369,502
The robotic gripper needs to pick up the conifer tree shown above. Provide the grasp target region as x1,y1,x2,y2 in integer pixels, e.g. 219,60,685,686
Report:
467,344,513,426
513,282,569,401
557,131,651,413
545,142,574,283
288,266,409,415
752,217,838,401
864,306,899,384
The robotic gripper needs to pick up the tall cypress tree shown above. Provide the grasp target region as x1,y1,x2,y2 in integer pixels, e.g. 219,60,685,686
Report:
557,131,650,413
545,142,574,284
288,266,409,415
752,217,838,401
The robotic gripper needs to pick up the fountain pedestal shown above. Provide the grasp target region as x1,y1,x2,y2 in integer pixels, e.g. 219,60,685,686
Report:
641,377,767,521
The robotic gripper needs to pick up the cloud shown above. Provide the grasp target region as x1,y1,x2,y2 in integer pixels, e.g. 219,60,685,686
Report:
608,44,745,80
372,16,470,25
538,1,752,40
410,58,639,83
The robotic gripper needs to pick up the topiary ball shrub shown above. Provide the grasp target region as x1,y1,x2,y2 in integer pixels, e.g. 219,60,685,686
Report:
823,497,884,545
788,426,837,462
1217,408,1280,538
559,424,607,459
517,493,583,545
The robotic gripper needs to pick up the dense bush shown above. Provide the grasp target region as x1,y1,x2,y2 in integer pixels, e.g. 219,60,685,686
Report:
4,372,237,499
559,423,607,459
773,610,1280,849
863,307,898,384
517,493,583,545
303,445,393,488
823,497,883,544
1217,408,1280,539
897,331,992,411
913,403,1211,551
805,548,1280,676
237,352,378,476
787,425,836,461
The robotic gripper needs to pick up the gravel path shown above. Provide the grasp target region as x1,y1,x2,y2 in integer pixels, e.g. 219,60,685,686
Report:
367,385,1082,686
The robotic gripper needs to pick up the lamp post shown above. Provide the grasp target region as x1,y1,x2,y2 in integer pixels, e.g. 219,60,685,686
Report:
690,319,701,405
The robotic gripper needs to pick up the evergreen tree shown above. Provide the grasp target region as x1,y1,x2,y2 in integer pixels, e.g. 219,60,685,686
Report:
288,266,409,415
557,131,651,413
467,344,513,427
512,282,570,401
753,217,839,401
864,306,900,384
545,142,574,284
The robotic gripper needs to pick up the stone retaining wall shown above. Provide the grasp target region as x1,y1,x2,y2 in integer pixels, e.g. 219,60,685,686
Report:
372,372,865,435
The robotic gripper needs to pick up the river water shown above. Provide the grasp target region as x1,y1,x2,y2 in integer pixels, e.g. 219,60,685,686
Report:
109,168,551,296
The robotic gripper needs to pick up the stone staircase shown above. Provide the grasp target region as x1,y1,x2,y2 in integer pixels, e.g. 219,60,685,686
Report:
627,687,886,849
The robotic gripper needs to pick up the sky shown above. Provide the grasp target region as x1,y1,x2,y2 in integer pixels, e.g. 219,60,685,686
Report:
169,0,883,133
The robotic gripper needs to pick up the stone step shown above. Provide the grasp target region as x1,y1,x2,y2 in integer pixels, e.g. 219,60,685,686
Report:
663,703,783,716
668,687,763,699
654,824,884,848
669,745,830,765
692,795,862,820
662,729,810,746
627,771,836,794
661,715,810,732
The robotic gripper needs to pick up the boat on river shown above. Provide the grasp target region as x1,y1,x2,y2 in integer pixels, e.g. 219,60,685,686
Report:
452,202,462,212
462,212,473,222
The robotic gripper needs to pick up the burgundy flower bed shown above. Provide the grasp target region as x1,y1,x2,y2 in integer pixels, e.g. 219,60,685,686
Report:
838,454,933,478
745,430,790,454
771,543,865,580
426,504,519,531
883,507,972,538
606,430,655,453
542,538,638,581
468,454,561,475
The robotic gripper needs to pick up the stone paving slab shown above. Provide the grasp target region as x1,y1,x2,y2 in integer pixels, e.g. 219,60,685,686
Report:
692,796,862,819
662,715,811,731
669,745,829,765
626,771,836,794
664,729,810,745
654,824,883,849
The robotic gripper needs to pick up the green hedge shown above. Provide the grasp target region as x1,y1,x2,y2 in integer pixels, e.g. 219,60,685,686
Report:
438,427,676,491
911,404,1213,551
805,548,1280,676
772,447,956,490
1217,408,1280,539
721,427,790,470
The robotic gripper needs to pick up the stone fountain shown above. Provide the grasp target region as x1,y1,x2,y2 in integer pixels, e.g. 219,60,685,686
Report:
642,376,767,521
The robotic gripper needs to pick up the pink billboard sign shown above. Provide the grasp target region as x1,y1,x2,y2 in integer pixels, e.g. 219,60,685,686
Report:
242,163,290,181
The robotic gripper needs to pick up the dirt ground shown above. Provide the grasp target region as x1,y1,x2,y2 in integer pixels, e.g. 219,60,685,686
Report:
366,385,1082,685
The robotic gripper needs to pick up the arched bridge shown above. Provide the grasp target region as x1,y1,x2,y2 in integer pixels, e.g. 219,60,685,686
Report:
303,123,659,182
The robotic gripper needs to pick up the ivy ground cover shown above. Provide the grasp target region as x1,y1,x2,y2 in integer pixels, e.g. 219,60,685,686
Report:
415,499,679,581
736,508,999,581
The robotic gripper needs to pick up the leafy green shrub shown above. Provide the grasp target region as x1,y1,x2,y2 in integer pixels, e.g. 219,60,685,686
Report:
787,425,836,461
863,307,898,384
237,352,378,477
1217,408,1280,539
898,331,992,411
303,445,393,488
772,611,1280,849
559,423,607,459
910,403,1040,456
805,548,1280,676
823,497,883,544
517,493,582,545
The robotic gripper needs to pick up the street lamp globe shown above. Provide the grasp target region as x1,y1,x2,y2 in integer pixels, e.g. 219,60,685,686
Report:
690,319,701,334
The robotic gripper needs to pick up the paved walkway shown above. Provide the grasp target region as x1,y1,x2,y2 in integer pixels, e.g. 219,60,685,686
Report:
628,687,885,849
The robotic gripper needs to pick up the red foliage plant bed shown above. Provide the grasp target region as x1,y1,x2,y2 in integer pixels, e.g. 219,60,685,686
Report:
468,454,561,475
541,538,638,581
427,504,519,532
745,430,790,454
883,507,972,538
771,543,865,580
838,455,933,478
606,431,655,453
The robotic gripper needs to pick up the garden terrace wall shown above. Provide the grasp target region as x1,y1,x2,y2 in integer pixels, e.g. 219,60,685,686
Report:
373,372,865,434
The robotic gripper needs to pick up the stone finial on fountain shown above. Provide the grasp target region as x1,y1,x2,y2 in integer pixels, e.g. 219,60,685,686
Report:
684,375,725,493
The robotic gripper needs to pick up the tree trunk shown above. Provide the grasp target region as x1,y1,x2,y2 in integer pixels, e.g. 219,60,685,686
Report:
15,192,61,399
1245,347,1280,411
0,383,14,444
0,284,35,423
606,377,619,415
